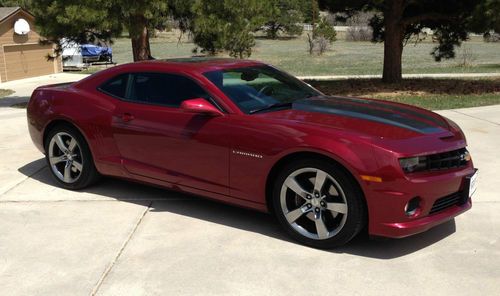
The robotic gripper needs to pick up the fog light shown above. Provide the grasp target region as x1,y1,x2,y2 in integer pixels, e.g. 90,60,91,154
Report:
405,197,421,216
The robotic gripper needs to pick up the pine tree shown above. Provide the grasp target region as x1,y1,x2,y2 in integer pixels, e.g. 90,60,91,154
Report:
191,0,266,58
262,0,304,39
30,0,168,61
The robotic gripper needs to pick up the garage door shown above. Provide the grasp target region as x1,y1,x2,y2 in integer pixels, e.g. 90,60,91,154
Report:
3,44,56,81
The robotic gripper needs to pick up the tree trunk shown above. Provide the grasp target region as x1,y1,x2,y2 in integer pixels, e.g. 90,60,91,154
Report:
129,14,152,61
311,0,318,38
382,0,405,83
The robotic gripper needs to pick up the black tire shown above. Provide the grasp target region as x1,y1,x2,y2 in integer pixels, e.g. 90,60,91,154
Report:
44,124,100,190
272,158,366,249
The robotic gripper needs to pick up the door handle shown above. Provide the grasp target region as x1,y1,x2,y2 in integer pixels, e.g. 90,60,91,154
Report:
121,113,135,122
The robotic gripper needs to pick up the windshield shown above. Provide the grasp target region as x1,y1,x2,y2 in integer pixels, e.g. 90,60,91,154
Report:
203,65,321,114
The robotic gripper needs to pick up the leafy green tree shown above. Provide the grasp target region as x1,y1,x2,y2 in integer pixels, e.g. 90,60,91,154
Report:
262,0,304,39
31,1,121,54
319,0,489,83
29,0,168,61
470,0,500,34
191,0,266,58
168,0,196,34
0,0,32,9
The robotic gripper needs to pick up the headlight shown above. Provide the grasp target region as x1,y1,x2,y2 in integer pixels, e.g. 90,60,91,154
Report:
399,156,427,173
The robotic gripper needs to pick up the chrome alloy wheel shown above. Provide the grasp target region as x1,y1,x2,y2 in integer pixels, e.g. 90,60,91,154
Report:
280,168,348,240
48,132,84,184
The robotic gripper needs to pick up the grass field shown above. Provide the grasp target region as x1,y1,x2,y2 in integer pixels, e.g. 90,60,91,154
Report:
104,35,500,76
74,33,500,111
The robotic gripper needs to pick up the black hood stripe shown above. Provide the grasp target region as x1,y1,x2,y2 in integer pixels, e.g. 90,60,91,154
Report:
293,97,445,134
333,96,447,128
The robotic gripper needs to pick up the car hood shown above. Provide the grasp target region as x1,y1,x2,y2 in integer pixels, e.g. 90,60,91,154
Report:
258,96,453,140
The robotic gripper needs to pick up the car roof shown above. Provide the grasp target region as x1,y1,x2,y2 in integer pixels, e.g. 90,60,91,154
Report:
72,57,268,89
125,57,266,73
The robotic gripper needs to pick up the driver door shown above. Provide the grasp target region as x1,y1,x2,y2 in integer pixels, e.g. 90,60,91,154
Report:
109,72,230,195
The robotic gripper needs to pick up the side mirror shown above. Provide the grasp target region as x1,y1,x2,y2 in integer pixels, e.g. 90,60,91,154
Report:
180,98,223,117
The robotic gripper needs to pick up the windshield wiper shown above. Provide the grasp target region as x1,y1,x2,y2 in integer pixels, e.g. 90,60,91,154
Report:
249,102,293,114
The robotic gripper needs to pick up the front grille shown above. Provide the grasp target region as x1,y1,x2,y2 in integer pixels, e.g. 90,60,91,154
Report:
429,191,465,215
423,148,469,171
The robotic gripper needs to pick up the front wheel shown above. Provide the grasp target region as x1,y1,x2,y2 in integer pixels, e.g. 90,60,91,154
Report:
45,125,100,190
272,159,366,249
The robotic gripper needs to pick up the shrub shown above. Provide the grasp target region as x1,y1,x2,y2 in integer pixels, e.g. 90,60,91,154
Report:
315,36,331,55
484,32,500,42
457,45,476,68
313,17,337,43
345,26,373,41
306,17,336,55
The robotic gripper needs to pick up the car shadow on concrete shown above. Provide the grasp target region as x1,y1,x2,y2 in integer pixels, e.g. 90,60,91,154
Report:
0,96,29,108
19,158,456,260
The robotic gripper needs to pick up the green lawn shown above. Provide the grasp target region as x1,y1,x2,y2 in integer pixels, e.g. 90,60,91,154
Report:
0,89,14,98
103,35,500,76
309,78,500,110
73,34,500,111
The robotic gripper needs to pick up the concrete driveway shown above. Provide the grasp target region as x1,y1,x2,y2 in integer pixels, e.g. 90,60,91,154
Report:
0,76,499,295
0,73,89,107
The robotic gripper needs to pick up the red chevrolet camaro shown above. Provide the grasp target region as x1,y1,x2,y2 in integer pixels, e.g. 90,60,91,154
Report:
27,58,478,248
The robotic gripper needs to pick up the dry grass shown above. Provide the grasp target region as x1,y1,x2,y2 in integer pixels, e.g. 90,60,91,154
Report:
308,78,500,110
0,89,14,98
309,78,500,97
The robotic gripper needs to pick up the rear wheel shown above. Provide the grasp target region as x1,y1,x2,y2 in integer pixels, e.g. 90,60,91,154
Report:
272,158,366,248
45,125,99,190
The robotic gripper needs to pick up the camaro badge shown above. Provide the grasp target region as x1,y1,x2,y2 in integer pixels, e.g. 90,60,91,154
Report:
232,150,263,159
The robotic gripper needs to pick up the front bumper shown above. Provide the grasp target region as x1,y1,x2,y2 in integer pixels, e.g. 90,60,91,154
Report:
366,164,476,238
376,198,471,238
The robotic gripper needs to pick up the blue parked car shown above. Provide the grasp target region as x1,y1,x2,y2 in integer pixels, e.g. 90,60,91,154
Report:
81,44,113,63
61,39,114,70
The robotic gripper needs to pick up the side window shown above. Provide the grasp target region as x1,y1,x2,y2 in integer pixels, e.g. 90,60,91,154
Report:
99,74,129,99
129,72,209,107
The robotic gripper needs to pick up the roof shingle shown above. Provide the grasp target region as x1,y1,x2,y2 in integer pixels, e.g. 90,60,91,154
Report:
0,7,21,22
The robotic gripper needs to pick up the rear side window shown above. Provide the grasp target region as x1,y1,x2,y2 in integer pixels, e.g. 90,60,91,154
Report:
128,73,209,107
99,74,128,99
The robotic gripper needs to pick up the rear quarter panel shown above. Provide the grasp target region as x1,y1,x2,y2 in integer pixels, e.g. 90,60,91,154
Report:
27,84,122,176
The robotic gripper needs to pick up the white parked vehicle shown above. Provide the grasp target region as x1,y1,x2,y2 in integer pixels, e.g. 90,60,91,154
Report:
61,40,86,69
61,39,113,70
